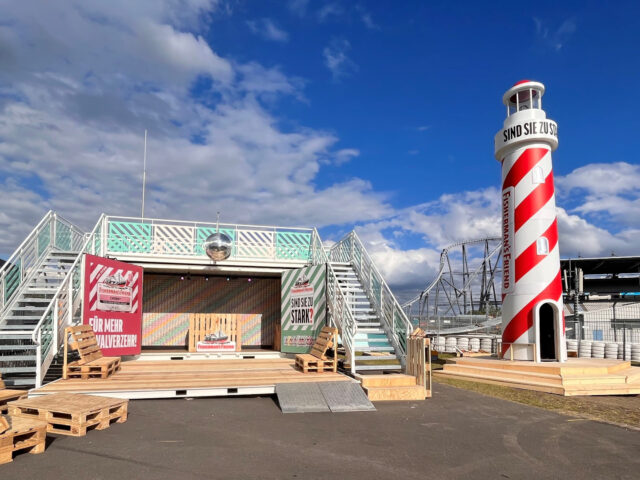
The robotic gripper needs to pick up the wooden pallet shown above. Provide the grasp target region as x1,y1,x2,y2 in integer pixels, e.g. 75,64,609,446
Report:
0,390,28,415
8,393,128,436
0,416,8,435
295,354,336,373
66,357,121,379
0,416,47,464
294,326,338,373
63,325,121,380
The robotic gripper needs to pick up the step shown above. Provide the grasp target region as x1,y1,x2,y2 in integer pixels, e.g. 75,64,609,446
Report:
2,378,36,387
355,333,389,340
356,373,417,388
0,334,33,340
355,364,402,371
17,298,52,304
355,354,397,362
443,364,562,385
364,385,426,401
0,366,36,373
354,322,380,328
357,328,385,334
0,324,39,330
3,316,43,321
11,306,47,312
356,346,395,352
0,355,36,362
0,345,37,350
435,370,566,394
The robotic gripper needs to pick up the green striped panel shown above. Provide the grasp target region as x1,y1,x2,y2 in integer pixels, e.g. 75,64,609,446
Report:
276,232,311,260
37,224,50,257
3,260,21,303
55,220,72,251
280,264,327,354
107,221,152,253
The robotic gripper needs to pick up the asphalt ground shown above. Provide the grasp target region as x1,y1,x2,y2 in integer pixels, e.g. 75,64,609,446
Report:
2,383,639,480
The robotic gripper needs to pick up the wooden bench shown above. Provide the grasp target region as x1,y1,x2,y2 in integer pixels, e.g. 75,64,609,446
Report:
63,325,121,380
0,374,27,414
188,313,242,352
295,326,338,373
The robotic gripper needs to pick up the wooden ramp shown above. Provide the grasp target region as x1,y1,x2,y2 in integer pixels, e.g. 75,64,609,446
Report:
435,357,640,396
31,358,350,399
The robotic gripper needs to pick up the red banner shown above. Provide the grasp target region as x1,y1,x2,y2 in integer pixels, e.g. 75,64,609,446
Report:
82,254,143,356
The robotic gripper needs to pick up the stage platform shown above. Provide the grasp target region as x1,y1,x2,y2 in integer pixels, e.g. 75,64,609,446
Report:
30,357,353,400
435,357,640,396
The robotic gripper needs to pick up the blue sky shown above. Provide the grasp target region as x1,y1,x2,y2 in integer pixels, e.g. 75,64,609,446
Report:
0,0,638,294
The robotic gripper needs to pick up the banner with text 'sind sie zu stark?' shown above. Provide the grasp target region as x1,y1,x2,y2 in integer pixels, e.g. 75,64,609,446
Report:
82,254,143,356
280,264,327,354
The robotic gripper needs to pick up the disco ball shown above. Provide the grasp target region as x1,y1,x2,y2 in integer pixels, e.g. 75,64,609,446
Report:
203,232,232,261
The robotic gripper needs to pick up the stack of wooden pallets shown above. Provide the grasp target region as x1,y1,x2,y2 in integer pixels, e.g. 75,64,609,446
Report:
0,392,129,466
295,326,338,373
0,416,47,465
8,393,128,437
64,325,121,380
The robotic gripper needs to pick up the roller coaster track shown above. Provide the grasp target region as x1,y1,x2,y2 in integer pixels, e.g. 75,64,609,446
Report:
403,237,503,334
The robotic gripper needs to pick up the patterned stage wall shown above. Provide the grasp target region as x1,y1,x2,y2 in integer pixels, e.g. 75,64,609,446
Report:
142,274,280,347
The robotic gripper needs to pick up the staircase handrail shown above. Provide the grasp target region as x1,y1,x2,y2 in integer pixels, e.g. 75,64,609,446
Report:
30,215,105,386
0,211,86,314
311,229,357,373
0,211,54,312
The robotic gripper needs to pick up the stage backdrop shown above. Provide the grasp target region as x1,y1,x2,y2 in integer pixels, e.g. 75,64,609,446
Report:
82,254,143,356
280,264,327,354
142,274,280,347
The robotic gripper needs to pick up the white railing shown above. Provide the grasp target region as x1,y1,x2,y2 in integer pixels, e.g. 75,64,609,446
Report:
329,231,413,365
102,215,314,264
311,229,357,373
0,211,85,315
31,215,104,387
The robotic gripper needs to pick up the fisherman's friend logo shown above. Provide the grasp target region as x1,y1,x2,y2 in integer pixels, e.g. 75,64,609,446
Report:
291,274,314,324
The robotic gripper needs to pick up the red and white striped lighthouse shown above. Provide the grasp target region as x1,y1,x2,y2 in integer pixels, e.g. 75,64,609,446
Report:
494,80,566,362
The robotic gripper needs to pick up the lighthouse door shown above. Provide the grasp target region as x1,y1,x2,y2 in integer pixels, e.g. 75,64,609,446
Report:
539,303,556,360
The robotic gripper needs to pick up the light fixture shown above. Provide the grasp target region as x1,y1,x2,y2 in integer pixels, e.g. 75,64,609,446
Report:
180,275,185,281
205,276,209,281
226,277,230,281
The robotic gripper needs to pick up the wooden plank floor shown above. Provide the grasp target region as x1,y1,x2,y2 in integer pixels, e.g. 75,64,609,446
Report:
32,358,351,398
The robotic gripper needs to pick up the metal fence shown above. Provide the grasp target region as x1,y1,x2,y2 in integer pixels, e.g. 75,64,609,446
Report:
566,302,640,361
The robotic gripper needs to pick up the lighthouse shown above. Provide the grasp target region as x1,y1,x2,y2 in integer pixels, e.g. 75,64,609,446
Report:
494,80,566,362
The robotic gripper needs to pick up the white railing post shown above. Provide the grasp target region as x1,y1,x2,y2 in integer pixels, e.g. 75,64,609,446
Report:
101,217,107,256
53,299,59,352
51,212,57,250
35,330,42,388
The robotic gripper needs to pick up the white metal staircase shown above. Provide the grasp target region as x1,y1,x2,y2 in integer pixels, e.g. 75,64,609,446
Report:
331,262,401,372
311,230,412,375
0,212,86,387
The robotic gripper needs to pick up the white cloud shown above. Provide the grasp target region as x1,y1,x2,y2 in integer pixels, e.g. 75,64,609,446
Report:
246,18,289,42
288,0,309,17
0,0,385,255
317,3,344,22
323,38,358,81
533,17,577,51
356,5,379,30
556,162,640,227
